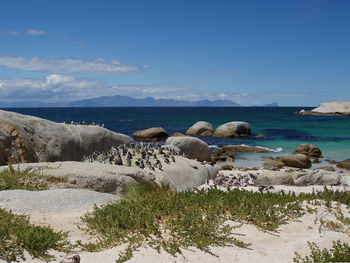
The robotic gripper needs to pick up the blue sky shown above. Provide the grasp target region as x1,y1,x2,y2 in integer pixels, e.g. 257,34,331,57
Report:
0,0,349,106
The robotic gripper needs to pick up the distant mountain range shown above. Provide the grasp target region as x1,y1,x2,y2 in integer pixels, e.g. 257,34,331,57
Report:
0,94,278,107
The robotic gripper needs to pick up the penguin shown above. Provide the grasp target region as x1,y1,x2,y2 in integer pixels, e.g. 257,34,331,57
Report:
139,159,145,169
157,163,163,170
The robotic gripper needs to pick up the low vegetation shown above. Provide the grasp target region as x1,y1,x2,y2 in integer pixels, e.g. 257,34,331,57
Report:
0,208,71,261
293,240,350,263
0,164,66,191
81,184,349,262
1,164,349,262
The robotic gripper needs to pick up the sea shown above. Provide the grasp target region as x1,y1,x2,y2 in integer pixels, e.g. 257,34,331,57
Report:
4,107,350,167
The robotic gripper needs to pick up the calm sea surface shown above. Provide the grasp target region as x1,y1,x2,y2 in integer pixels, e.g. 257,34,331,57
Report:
4,107,350,165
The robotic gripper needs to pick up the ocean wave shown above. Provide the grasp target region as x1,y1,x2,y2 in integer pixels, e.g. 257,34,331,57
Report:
237,144,283,153
119,119,134,122
209,143,283,153
209,145,221,152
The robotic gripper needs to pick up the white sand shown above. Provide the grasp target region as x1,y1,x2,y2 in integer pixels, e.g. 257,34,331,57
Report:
2,197,348,263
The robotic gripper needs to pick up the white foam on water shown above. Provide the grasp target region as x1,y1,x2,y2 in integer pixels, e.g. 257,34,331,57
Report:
209,145,221,152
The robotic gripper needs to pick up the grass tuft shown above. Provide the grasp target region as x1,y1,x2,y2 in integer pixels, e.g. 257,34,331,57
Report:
81,183,311,261
0,208,71,261
293,240,350,263
0,164,67,191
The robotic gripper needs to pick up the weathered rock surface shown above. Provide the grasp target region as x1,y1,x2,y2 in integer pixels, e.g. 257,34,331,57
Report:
155,157,218,192
0,189,121,214
337,159,350,170
1,159,218,193
0,110,133,166
254,171,295,186
213,121,251,137
294,169,342,186
172,132,186,137
318,166,336,172
293,143,322,158
1,162,150,194
263,159,285,170
165,136,211,161
186,121,213,136
300,102,350,116
132,127,168,142
277,154,312,169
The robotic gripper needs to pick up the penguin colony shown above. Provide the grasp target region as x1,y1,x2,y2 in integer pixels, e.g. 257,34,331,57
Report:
82,143,183,171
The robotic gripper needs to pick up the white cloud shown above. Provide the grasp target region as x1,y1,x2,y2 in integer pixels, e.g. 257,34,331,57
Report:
0,75,103,102
27,29,46,36
46,74,74,85
0,56,145,75
0,75,244,104
1,30,20,35
111,83,243,102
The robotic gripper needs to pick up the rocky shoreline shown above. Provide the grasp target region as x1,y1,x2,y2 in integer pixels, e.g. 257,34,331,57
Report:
0,109,350,263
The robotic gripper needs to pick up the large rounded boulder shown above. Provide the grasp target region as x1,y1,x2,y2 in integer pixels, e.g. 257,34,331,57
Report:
213,121,251,138
0,110,133,165
132,127,168,142
293,143,322,158
165,136,211,161
186,121,213,136
277,154,312,169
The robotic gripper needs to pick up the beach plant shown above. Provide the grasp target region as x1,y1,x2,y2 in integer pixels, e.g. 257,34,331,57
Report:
0,208,71,261
293,240,350,263
0,164,66,191
81,184,350,262
81,183,309,262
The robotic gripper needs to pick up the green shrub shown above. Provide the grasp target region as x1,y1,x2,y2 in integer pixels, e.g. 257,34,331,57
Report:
294,240,350,263
0,208,70,261
82,183,306,261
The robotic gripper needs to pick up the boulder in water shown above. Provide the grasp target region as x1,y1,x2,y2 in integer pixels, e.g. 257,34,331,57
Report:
133,127,168,142
186,121,213,136
213,121,251,138
293,143,322,158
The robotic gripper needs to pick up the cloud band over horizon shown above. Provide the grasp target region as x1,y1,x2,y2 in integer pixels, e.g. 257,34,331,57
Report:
0,56,146,75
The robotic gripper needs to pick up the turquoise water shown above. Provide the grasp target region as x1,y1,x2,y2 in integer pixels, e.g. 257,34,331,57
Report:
4,107,350,162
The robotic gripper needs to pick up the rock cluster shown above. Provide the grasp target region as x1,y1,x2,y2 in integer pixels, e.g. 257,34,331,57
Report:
263,143,322,170
183,120,252,138
200,167,347,191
